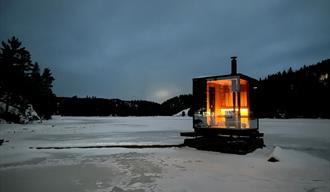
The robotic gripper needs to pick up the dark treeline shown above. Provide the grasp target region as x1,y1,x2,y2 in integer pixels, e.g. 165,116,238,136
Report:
0,37,56,121
256,59,329,118
57,94,192,116
57,60,329,118
57,97,160,116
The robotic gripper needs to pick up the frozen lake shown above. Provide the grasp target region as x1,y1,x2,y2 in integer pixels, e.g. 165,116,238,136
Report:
0,116,329,192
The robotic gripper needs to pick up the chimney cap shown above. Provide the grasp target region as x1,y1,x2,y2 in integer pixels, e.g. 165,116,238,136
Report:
231,56,237,60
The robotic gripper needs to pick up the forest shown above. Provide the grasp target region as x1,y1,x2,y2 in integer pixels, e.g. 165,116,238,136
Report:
57,94,192,117
256,59,329,118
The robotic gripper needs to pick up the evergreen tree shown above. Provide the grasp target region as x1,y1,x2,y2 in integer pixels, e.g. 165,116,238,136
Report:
0,36,56,121
0,36,33,112
41,68,55,92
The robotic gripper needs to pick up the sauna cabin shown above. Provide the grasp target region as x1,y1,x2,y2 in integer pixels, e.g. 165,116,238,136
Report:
192,57,259,136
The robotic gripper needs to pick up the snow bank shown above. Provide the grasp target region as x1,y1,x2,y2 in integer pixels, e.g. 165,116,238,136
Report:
267,146,282,162
0,101,40,124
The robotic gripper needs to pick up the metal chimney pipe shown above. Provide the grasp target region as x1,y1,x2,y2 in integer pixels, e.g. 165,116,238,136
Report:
231,56,237,75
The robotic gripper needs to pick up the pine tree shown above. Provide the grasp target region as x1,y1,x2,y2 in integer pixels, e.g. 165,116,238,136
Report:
39,68,56,119
0,36,33,112
0,36,56,121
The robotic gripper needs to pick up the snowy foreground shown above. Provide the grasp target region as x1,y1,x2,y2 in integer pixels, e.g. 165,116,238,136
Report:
0,116,329,192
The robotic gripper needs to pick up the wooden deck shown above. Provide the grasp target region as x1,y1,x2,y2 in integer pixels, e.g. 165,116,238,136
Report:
180,128,264,154
183,136,264,154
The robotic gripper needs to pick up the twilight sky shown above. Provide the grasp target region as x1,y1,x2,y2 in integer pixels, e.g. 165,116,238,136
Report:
1,0,329,103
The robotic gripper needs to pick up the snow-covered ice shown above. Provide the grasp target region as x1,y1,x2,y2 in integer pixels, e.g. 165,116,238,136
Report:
0,116,329,192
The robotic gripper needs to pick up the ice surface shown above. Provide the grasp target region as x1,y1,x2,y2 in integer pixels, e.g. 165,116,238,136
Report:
0,116,329,192
260,118,330,160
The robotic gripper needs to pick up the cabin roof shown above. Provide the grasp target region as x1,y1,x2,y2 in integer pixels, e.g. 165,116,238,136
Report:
193,73,258,82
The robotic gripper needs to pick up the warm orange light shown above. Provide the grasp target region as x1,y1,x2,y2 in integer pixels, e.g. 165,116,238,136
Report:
206,78,251,128
219,108,249,116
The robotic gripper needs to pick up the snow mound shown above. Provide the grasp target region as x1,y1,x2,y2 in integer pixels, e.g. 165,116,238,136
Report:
267,146,282,162
25,104,40,121
173,108,190,117
0,101,40,124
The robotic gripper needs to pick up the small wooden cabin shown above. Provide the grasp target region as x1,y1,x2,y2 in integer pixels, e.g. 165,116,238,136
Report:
191,57,260,136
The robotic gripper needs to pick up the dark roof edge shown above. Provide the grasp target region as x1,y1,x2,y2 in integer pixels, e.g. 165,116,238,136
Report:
193,73,258,81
